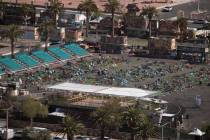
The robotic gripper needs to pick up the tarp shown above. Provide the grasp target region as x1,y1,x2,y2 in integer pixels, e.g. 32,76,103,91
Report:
48,82,157,98
189,128,205,136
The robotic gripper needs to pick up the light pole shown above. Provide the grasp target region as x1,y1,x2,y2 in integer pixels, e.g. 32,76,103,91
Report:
197,0,200,13
0,106,13,140
160,122,170,140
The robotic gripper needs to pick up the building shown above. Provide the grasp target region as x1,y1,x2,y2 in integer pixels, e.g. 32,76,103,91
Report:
100,35,128,54
59,13,86,26
190,11,210,21
0,3,35,25
158,20,179,37
148,37,176,57
65,28,84,42
97,16,123,34
176,39,209,63
187,20,210,38
124,15,148,38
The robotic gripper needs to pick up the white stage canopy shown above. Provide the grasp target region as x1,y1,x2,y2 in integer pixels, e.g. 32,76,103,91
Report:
48,82,157,98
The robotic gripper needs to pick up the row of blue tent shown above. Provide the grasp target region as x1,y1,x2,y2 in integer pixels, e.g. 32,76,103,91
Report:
0,43,88,75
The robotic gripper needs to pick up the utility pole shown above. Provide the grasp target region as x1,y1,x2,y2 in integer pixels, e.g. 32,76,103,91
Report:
197,0,200,13
0,106,12,140
160,122,170,140
6,109,8,140
176,121,181,140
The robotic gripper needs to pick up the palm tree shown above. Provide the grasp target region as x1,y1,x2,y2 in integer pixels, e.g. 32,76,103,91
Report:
37,20,54,51
48,0,63,26
122,107,154,140
1,24,23,58
78,0,98,37
63,115,84,140
141,6,158,37
140,116,155,140
92,99,121,140
177,17,187,42
104,0,120,37
122,107,145,140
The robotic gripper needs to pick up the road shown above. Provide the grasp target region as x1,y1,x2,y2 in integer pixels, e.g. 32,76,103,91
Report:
158,0,210,19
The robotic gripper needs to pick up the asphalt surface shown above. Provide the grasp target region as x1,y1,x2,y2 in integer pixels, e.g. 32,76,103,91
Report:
163,85,210,131
159,0,210,19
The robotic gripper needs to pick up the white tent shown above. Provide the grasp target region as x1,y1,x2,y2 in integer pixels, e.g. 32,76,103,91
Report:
48,82,157,98
188,128,205,136
162,113,175,117
48,112,66,118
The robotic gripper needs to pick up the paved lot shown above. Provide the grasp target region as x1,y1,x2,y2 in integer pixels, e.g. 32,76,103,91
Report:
163,85,210,131
159,0,210,19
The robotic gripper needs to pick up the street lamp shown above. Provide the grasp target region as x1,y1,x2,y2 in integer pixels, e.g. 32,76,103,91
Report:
197,0,200,13
159,122,170,140
0,106,13,140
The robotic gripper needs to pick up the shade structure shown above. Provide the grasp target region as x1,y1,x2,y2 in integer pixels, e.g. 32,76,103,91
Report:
188,128,205,136
141,97,168,104
48,82,157,98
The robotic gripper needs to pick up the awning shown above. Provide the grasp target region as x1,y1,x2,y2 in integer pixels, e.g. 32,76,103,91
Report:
48,82,157,98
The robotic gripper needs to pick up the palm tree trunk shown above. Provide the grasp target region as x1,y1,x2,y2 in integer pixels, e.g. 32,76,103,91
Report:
100,127,105,140
142,137,148,140
180,30,184,42
30,117,33,127
11,39,15,58
111,10,115,37
67,134,74,140
28,46,32,55
149,19,151,37
85,12,89,37
45,40,48,51
45,33,49,51
130,133,135,140
54,13,58,27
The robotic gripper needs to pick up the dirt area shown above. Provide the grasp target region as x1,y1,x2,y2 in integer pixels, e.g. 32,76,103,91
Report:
1,53,209,132
3,0,183,11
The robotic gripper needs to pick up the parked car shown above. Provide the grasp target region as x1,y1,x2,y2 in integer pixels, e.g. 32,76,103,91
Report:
193,19,208,24
162,6,173,12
